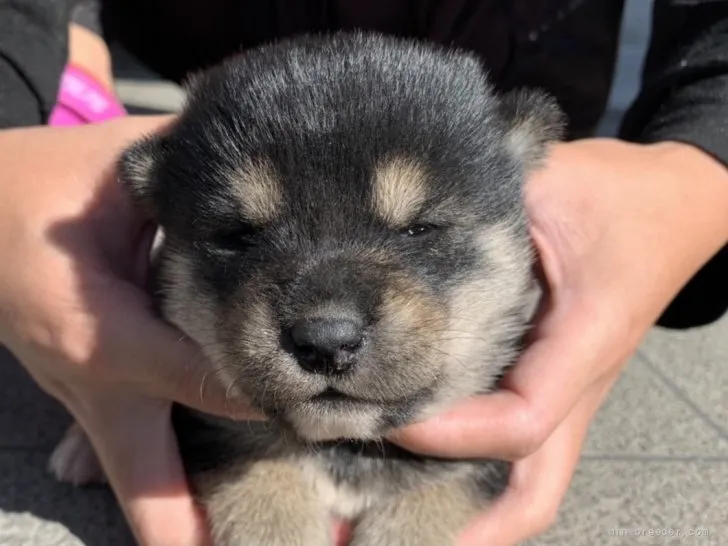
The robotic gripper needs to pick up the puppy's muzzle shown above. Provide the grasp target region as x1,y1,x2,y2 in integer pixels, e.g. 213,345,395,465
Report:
289,312,366,376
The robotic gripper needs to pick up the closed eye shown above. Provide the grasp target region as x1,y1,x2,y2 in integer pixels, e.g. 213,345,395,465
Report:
400,223,442,237
212,224,259,251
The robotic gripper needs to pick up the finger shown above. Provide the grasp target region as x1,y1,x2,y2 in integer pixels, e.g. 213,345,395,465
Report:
389,297,627,460
49,114,177,170
456,377,615,546
332,519,353,546
97,114,178,145
107,298,266,420
77,394,212,546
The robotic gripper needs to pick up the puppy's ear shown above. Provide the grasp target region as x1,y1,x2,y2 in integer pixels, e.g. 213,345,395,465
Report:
499,89,566,171
118,135,167,217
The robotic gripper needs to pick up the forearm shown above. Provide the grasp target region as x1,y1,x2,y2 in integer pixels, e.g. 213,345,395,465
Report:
0,0,71,128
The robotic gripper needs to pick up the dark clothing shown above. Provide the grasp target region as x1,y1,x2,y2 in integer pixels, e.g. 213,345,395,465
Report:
4,1,728,145
0,0,70,127
0,0,726,326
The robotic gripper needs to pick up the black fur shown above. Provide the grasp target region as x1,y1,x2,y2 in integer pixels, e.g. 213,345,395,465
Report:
121,31,563,546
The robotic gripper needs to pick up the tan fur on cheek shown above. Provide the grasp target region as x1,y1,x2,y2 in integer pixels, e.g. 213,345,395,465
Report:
422,221,533,417
371,157,428,228
234,295,280,361
157,248,246,399
372,278,447,395
379,283,444,334
159,249,220,357
226,159,283,224
226,291,299,404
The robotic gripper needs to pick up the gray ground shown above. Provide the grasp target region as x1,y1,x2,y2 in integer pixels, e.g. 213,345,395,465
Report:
2,1,727,544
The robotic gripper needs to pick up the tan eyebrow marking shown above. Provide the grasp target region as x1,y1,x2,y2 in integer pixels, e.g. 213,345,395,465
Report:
227,159,283,224
371,157,428,227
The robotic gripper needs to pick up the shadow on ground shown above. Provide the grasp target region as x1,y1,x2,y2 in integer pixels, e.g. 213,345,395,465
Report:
0,348,134,546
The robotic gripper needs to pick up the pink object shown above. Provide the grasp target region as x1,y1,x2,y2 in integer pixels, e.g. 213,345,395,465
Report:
49,64,126,126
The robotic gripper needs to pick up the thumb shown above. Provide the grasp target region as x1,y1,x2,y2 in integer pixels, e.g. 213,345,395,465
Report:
77,394,212,546
110,297,265,420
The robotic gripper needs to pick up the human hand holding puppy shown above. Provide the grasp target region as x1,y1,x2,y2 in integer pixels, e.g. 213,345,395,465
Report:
3,94,728,546
0,118,262,546
391,138,728,545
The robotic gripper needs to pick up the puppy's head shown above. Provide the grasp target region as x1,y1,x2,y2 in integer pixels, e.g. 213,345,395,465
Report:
120,33,563,441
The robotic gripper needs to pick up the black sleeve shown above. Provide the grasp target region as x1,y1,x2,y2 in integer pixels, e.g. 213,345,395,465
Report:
620,1,728,329
620,1,728,167
0,0,71,128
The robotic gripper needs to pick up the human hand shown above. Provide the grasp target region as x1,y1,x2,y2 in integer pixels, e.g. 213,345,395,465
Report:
67,22,115,91
388,138,728,545
0,119,261,546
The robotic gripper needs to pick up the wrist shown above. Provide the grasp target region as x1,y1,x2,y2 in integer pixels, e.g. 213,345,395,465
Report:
68,23,114,92
645,141,728,251
653,141,728,234
49,65,127,126
49,23,125,127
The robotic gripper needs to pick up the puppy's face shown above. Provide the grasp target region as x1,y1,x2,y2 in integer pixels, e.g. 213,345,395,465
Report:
121,33,562,441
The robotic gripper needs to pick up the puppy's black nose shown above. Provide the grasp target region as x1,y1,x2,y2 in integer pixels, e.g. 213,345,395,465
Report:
290,317,364,375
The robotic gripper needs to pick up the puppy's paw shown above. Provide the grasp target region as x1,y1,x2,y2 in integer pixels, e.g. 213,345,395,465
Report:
48,422,106,486
194,459,331,546
351,479,485,546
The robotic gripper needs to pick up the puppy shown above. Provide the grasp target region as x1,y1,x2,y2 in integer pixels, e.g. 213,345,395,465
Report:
51,32,563,546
